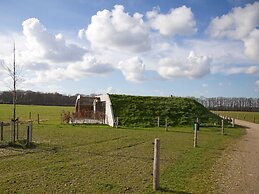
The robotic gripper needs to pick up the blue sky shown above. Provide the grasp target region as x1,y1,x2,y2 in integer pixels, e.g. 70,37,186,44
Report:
0,0,258,97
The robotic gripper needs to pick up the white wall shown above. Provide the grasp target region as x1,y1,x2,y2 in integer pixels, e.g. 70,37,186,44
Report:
98,94,115,127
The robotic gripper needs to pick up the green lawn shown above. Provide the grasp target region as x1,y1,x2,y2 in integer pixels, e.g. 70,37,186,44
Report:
214,111,259,124
0,104,245,193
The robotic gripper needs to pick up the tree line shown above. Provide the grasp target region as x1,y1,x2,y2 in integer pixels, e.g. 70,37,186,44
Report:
0,90,77,106
195,97,259,111
1,90,259,111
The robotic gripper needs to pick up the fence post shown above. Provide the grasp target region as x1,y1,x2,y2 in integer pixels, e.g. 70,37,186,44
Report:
194,123,198,148
157,116,160,128
27,122,32,146
153,138,160,191
232,118,235,127
10,121,15,143
116,117,119,128
165,118,168,132
29,122,32,143
16,119,19,140
37,114,40,124
0,122,3,141
221,119,224,135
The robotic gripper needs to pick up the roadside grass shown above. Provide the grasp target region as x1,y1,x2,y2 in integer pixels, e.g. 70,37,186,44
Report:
214,111,259,124
0,105,246,193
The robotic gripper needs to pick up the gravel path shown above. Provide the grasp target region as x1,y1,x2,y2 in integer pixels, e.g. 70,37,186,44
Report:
216,120,259,193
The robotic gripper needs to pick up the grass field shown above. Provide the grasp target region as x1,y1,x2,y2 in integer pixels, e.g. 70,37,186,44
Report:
0,104,73,124
214,111,259,124
0,104,246,193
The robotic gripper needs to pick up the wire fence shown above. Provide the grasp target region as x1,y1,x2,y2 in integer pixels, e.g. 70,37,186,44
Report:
113,115,222,128
0,121,32,146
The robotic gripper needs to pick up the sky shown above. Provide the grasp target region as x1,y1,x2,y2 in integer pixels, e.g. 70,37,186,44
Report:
0,0,258,97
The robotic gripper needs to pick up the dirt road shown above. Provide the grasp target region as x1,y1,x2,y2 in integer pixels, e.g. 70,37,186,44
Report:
216,119,259,193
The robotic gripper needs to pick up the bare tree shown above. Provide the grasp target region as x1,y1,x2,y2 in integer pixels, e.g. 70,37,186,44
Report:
1,43,20,142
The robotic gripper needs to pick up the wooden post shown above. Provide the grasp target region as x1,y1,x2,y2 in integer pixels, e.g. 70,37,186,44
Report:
194,123,198,148
153,138,160,191
10,121,15,143
232,118,235,127
27,122,32,145
37,114,40,124
29,112,31,120
221,119,224,135
29,122,32,143
165,118,168,131
157,116,160,128
27,125,30,145
0,122,3,141
116,117,119,128
16,120,19,140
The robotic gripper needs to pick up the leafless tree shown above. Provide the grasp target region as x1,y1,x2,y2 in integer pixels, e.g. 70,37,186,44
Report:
1,43,21,142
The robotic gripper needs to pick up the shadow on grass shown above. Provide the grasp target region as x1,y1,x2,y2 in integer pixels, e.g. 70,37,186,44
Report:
159,187,192,194
0,140,37,149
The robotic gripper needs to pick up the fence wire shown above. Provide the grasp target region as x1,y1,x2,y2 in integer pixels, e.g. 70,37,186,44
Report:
0,121,32,145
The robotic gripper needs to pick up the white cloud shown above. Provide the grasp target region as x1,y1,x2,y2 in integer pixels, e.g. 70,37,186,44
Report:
2,4,259,91
118,56,145,82
22,18,86,63
67,56,114,78
78,28,85,39
185,39,248,66
147,5,197,36
207,2,259,62
24,55,114,84
222,65,259,75
244,29,259,61
208,2,259,40
24,62,51,71
85,5,150,53
158,51,211,79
